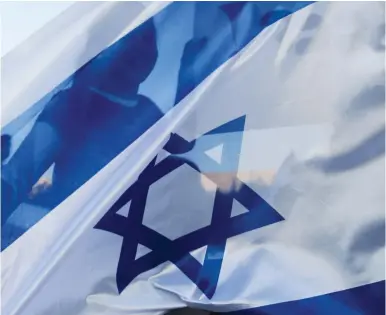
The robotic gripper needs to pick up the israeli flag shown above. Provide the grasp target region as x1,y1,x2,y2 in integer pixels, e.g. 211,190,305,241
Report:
1,2,384,315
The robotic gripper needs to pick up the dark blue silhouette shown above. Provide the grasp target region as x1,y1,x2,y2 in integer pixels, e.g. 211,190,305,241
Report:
1,19,161,226
1,134,11,163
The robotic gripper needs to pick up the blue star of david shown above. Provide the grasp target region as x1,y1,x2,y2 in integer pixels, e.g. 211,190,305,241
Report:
95,116,284,299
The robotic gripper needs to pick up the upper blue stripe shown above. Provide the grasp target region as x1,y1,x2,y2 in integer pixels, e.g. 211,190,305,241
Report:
1,2,312,249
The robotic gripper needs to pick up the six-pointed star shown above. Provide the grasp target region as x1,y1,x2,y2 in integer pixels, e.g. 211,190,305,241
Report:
95,116,284,299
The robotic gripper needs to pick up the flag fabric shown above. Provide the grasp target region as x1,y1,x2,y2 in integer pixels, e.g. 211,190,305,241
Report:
1,2,385,315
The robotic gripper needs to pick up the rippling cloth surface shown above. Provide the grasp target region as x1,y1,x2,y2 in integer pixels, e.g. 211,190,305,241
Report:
1,2,385,315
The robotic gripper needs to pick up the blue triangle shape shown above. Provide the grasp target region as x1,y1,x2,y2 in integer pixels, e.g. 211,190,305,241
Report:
205,115,246,135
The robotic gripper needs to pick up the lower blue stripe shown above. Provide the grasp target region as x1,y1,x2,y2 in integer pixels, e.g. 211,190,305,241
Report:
224,281,385,315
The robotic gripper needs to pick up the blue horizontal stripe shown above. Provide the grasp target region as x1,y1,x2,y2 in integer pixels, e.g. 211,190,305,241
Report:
224,281,385,315
1,2,312,249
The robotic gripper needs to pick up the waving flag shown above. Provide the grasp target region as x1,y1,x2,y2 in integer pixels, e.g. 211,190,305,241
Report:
1,2,384,315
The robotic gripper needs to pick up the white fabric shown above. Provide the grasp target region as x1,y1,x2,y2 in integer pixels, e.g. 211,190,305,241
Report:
2,2,384,315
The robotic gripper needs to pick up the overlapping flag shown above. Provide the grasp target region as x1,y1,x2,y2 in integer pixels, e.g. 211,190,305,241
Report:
1,2,385,315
